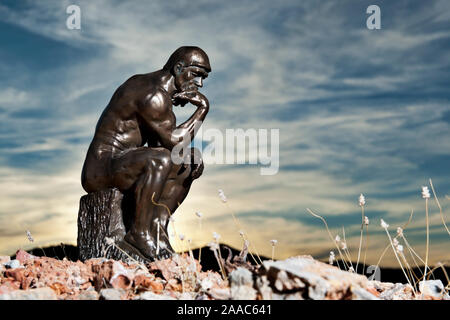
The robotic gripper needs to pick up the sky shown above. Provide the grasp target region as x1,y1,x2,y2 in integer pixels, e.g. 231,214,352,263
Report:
0,0,449,268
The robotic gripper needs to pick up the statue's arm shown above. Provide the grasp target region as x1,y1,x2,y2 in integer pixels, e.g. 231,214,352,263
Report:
139,90,208,150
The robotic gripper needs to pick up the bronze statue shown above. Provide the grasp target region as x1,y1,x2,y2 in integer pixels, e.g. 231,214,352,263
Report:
80,46,211,261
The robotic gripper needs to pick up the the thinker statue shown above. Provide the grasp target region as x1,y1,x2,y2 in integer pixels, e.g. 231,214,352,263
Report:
79,46,211,261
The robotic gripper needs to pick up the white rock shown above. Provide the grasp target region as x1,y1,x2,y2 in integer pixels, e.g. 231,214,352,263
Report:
100,288,125,300
134,291,176,300
229,267,253,287
0,287,57,300
419,280,445,298
4,259,21,269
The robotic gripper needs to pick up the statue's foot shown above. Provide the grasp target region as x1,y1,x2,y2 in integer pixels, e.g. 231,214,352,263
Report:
122,231,157,261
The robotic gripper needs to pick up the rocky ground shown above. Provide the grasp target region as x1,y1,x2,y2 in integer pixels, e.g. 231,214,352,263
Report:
0,248,448,300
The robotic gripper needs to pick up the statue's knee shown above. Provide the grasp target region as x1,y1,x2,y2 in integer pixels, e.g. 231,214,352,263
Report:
147,149,172,172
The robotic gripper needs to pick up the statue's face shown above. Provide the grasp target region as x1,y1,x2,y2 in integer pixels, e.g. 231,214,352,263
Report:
174,63,208,93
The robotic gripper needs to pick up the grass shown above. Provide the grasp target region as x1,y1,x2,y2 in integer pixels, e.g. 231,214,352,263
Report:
307,180,450,297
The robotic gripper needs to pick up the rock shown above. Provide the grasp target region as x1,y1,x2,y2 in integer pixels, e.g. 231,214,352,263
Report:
229,267,253,286
177,292,197,300
229,267,257,300
134,291,176,300
109,261,134,290
262,256,371,300
378,283,415,300
200,277,214,291
0,281,21,294
100,288,126,300
149,253,201,289
0,287,57,300
208,287,231,300
419,280,447,299
231,285,257,300
4,259,21,269
255,275,273,300
15,250,36,264
0,256,10,264
351,286,380,300
78,288,100,300
5,268,26,283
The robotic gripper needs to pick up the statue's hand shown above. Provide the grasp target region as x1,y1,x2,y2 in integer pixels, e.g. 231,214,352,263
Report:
173,90,209,109
190,147,204,180
191,160,204,180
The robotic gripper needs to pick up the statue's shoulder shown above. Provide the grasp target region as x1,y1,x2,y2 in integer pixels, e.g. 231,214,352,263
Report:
143,84,171,106
138,86,171,119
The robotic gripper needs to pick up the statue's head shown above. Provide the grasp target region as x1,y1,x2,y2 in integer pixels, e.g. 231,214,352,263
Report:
163,46,211,93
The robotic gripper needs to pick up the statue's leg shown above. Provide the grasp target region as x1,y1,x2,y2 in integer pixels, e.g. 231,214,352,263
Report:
110,147,173,260
151,148,203,259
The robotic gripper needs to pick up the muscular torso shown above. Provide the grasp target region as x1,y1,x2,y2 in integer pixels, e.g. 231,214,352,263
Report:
81,72,175,190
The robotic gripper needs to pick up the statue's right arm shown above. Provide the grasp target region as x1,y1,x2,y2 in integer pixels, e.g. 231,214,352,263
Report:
138,90,208,151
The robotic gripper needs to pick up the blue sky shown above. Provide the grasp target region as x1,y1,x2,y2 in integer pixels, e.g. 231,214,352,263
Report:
0,0,449,267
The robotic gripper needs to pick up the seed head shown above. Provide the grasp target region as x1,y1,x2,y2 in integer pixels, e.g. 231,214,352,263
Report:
26,230,34,243
380,219,389,229
218,189,227,203
364,216,369,225
335,235,341,243
239,230,245,237
270,239,278,246
329,251,335,265
396,244,404,253
213,232,221,241
421,186,430,199
359,194,366,207
341,242,347,250
396,227,403,236
393,238,399,247
195,211,203,218
208,241,219,251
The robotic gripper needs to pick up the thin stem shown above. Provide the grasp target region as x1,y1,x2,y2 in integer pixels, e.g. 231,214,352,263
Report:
429,179,450,235
356,206,364,272
226,202,263,265
158,223,175,254
156,220,160,256
239,233,259,265
151,193,183,252
376,210,414,268
109,241,149,273
342,226,354,271
363,223,369,274
383,227,413,288
424,198,430,281
198,218,202,265
306,208,350,270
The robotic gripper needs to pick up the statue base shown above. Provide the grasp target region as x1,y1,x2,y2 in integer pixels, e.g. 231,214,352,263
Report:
77,188,150,264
